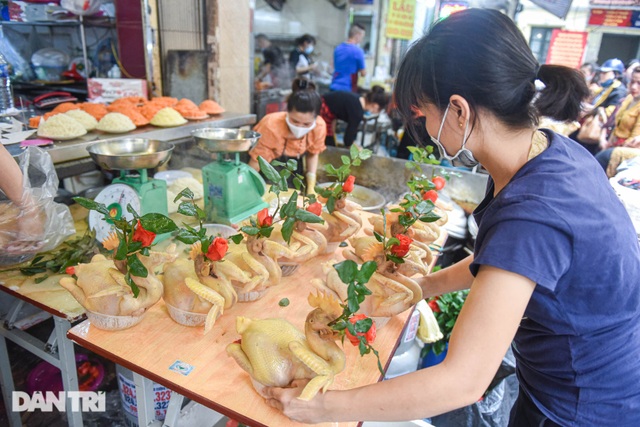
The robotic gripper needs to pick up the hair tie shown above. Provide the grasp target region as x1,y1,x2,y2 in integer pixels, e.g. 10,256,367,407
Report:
299,79,308,89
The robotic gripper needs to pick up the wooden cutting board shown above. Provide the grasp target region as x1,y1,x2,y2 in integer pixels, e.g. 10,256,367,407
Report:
68,212,446,427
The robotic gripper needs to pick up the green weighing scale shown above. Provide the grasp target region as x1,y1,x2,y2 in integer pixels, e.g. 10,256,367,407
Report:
86,138,174,242
192,128,268,224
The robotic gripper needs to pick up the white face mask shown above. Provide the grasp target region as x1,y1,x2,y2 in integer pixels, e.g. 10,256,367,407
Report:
430,104,478,168
286,114,316,139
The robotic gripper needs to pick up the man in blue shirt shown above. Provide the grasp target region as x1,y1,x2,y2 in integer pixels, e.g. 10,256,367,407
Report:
330,24,366,92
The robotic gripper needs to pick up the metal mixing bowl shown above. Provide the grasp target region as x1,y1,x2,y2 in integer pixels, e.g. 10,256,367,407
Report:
318,183,385,212
192,128,261,153
87,139,174,170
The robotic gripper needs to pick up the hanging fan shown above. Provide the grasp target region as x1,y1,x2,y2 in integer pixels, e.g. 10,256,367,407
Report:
265,0,285,11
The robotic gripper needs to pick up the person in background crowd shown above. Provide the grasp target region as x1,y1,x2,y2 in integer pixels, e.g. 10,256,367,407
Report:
580,62,600,100
320,85,389,147
249,78,326,193
255,33,286,87
330,24,366,92
624,58,640,85
596,65,640,176
0,145,43,252
263,9,640,426
289,34,317,80
572,58,627,154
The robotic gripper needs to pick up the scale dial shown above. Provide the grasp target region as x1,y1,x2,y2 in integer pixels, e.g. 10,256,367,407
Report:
88,184,141,243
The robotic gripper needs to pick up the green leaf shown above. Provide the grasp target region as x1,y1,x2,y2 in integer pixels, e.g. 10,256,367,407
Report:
350,144,359,160
332,319,347,331
34,275,49,284
355,317,373,333
341,155,351,165
387,237,400,247
389,208,402,213
355,261,377,284
174,228,200,244
373,231,383,243
177,202,199,218
325,164,338,176
125,273,140,298
259,226,274,238
334,260,357,285
115,238,128,260
294,209,324,224
127,255,148,278
140,213,178,234
286,159,298,171
352,158,361,167
278,298,290,307
258,156,281,184
419,211,441,223
126,204,140,219
173,187,194,203
326,195,336,214
359,148,372,160
293,176,303,191
387,254,405,264
73,197,109,216
230,234,244,244
240,226,260,236
281,217,296,244
271,159,286,167
281,192,299,218
140,247,150,257
127,241,143,253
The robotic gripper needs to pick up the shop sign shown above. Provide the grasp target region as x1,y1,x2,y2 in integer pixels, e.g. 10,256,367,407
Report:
632,10,640,27
386,0,416,41
545,30,588,69
588,9,632,27
530,0,574,20
589,0,640,6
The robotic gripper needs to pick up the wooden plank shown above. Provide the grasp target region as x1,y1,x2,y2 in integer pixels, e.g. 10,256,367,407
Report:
68,212,445,427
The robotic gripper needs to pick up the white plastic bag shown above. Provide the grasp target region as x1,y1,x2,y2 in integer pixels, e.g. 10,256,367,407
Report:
0,147,75,265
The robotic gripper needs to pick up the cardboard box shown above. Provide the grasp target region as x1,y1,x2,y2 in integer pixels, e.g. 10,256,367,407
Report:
87,78,148,104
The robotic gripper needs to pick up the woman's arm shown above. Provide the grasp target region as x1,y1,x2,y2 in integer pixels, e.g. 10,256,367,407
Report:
0,145,25,204
417,255,475,298
265,265,535,423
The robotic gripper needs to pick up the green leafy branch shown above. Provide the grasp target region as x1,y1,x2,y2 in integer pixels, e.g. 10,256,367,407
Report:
328,259,384,375
1,229,99,284
238,157,323,243
315,145,372,213
425,289,469,356
73,197,178,297
372,209,406,265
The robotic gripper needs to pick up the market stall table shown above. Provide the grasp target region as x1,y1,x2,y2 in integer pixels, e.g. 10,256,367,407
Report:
0,274,86,427
67,212,444,427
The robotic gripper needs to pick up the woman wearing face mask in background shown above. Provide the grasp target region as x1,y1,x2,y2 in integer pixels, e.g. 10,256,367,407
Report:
249,78,326,193
289,34,317,81
263,9,640,426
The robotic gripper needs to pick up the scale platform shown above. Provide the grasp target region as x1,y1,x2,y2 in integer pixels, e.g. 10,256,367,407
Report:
192,128,268,224
86,138,174,242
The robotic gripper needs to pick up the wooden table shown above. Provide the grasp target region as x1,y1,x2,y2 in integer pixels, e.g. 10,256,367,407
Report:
67,216,440,427
0,276,85,427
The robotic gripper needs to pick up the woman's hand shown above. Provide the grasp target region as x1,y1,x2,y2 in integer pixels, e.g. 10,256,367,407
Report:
624,136,640,148
263,379,328,424
8,201,45,253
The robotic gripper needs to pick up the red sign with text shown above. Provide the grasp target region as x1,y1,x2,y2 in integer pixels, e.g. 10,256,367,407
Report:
545,30,588,69
588,9,632,27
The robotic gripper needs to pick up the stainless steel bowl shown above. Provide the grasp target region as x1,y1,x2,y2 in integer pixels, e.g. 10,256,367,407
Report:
318,183,385,212
192,128,261,153
87,139,174,170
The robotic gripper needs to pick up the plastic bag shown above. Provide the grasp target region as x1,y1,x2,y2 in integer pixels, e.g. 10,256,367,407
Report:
0,147,75,266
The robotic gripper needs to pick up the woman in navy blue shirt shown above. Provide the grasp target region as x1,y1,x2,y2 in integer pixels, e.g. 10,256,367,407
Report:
264,9,640,426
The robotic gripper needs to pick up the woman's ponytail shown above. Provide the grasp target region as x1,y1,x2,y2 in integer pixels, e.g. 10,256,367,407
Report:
288,78,321,115
534,64,589,122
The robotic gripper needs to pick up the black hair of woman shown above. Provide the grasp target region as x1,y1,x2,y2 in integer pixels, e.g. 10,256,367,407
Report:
394,9,588,139
295,34,316,46
365,85,390,111
288,78,321,115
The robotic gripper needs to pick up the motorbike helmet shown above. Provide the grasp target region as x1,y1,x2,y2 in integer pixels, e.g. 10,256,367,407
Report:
600,58,625,75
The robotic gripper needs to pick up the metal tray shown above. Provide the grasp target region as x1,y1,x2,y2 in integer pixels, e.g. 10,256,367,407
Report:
87,139,174,170
192,128,260,153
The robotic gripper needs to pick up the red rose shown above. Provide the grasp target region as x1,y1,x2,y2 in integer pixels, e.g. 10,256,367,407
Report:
132,220,156,247
432,176,446,191
390,233,413,258
422,189,438,203
307,201,322,216
428,298,440,313
342,175,356,193
257,208,273,227
344,314,376,346
206,237,228,261
65,266,76,275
